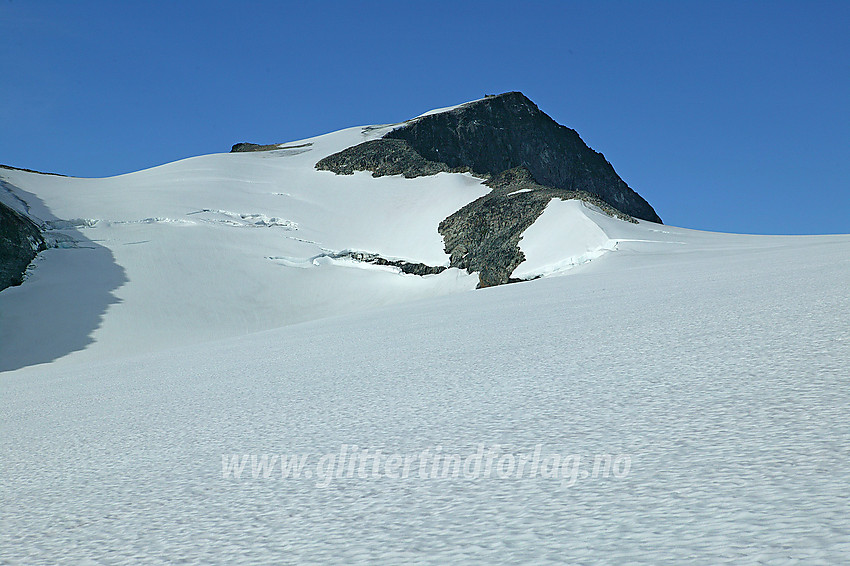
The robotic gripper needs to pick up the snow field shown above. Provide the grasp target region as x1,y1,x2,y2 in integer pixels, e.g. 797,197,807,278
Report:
1,106,848,563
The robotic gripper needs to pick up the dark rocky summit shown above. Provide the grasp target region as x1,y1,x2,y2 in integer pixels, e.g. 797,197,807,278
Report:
384,92,660,223
0,201,46,291
316,91,659,287
317,92,660,223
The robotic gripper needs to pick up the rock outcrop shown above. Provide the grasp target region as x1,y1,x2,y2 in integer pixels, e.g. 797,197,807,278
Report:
331,251,447,276
231,142,284,152
316,139,467,178
231,142,314,153
440,167,634,287
0,201,45,291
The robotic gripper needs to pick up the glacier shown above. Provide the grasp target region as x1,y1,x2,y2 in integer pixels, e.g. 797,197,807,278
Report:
1,102,848,564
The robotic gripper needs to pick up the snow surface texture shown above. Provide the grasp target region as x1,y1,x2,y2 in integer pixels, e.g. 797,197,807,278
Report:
2,107,850,564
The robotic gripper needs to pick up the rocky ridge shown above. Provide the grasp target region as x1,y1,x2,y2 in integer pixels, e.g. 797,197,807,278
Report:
231,142,286,152
441,167,634,287
231,142,313,153
329,251,446,276
316,138,467,178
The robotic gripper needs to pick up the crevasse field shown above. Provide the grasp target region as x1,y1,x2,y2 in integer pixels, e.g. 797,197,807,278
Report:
1,108,849,564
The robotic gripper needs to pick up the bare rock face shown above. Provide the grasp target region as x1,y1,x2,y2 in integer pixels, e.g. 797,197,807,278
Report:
384,92,661,224
0,201,45,291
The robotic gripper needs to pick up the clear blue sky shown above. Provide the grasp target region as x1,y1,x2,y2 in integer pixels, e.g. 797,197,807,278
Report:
1,0,848,234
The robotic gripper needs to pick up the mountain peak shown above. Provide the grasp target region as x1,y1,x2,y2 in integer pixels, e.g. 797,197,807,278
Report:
313,91,661,286
318,91,660,224
385,91,661,223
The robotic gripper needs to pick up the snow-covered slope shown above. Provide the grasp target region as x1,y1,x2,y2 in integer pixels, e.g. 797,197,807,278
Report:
1,105,849,563
0,124,490,371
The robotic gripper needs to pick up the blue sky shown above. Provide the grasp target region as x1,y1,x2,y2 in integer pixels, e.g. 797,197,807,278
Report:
1,0,847,234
